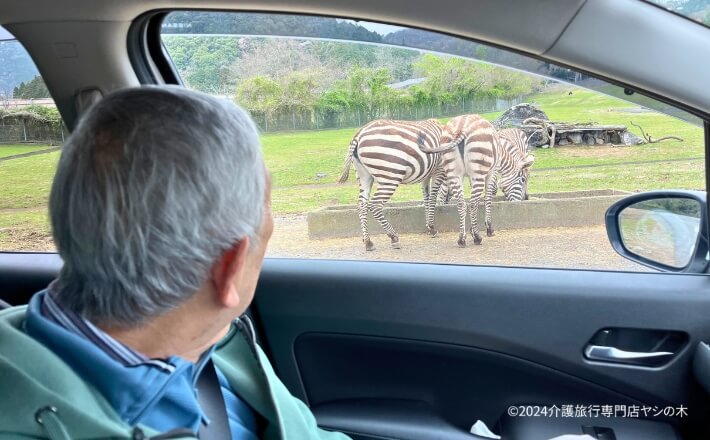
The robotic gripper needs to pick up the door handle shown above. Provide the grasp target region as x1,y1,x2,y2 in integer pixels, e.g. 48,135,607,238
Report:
584,345,674,364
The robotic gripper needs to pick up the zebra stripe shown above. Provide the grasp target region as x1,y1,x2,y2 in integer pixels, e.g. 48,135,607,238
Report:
337,119,448,251
477,127,535,238
427,114,500,247
493,128,535,202
430,118,536,246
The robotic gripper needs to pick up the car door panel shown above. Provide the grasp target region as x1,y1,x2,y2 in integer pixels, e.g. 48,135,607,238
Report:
0,253,61,305
253,258,710,438
3,255,709,438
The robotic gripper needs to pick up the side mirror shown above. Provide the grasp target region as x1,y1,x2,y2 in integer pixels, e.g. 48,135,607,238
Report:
605,191,708,272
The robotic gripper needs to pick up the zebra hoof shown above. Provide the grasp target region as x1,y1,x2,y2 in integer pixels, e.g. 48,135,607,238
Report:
473,235,483,245
426,226,438,237
364,239,375,251
391,241,401,249
486,228,495,237
457,238,466,248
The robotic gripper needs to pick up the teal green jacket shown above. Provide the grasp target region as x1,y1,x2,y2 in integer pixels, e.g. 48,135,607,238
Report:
0,306,350,440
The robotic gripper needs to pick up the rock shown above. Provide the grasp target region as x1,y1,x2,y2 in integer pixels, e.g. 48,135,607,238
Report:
493,103,549,129
523,128,546,150
568,133,583,144
595,136,605,145
583,133,596,145
621,130,644,145
493,103,550,150
557,138,570,146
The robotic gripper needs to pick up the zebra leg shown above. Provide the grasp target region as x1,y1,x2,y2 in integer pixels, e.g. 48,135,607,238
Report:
356,165,375,251
489,173,498,199
369,182,401,249
438,181,451,204
426,173,446,237
421,177,434,236
485,173,497,237
446,177,466,248
469,175,486,245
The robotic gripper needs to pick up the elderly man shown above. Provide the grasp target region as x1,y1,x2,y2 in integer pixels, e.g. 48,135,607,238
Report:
0,87,350,439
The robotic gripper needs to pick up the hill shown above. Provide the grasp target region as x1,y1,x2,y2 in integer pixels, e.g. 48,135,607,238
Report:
0,41,40,96
163,12,384,42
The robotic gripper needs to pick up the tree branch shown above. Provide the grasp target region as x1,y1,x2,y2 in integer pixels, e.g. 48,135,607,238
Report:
630,120,683,144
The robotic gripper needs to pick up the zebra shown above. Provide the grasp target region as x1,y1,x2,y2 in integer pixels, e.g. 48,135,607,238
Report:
424,115,534,247
337,119,455,251
489,128,534,203
481,127,535,237
436,127,533,204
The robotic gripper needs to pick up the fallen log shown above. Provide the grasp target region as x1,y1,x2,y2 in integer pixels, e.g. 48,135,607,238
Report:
630,121,683,144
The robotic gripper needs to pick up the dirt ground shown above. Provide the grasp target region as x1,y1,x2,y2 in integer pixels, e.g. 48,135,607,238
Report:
1,215,647,272
268,215,648,271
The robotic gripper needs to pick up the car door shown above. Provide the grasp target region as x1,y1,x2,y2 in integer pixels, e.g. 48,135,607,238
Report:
2,1,710,440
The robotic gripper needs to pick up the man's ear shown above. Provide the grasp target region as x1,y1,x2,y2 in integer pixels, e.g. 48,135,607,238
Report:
210,238,251,309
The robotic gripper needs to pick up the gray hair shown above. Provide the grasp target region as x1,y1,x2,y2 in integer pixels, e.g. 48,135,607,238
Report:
50,86,265,327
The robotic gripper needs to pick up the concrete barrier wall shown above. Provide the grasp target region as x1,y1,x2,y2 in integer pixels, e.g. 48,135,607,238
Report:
307,190,631,239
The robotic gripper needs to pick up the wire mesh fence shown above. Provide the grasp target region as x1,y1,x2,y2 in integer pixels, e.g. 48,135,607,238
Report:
250,95,526,132
0,119,67,145
0,95,526,141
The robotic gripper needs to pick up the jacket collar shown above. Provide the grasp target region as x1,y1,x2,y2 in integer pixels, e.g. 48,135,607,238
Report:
24,291,211,432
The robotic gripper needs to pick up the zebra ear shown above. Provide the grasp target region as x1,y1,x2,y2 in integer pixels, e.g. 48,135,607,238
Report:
520,154,535,169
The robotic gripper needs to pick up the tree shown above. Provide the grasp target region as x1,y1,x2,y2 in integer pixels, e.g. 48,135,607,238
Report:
316,87,351,126
486,68,541,99
413,53,541,104
12,75,50,99
281,69,323,128
231,39,341,85
235,76,282,129
162,36,240,94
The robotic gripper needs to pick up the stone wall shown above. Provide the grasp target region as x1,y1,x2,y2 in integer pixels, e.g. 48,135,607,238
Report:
307,190,631,239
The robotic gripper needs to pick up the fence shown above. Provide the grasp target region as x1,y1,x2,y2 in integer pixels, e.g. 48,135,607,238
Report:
250,95,526,132
0,120,67,145
0,94,527,141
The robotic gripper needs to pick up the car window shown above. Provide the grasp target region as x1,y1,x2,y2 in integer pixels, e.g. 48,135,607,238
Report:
2,15,704,273
157,11,706,272
645,0,710,28
0,26,66,252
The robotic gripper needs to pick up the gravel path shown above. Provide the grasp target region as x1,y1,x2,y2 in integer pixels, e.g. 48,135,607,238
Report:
1,215,647,272
269,215,648,271
0,147,61,162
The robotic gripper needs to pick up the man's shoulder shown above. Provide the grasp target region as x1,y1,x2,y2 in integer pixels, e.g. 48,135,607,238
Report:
0,305,132,438
0,304,94,401
0,305,32,351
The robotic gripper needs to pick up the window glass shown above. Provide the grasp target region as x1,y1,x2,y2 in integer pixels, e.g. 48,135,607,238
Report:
645,0,710,28
160,12,706,272
0,26,66,252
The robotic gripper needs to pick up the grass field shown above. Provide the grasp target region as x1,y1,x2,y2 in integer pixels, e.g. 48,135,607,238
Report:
0,87,705,249
0,144,53,159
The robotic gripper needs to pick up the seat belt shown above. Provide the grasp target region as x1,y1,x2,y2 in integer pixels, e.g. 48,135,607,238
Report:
196,360,231,440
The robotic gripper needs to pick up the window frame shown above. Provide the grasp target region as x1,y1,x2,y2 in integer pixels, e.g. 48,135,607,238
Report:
127,9,710,274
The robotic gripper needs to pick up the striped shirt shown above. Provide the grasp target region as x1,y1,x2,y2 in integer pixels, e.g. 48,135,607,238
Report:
41,283,178,372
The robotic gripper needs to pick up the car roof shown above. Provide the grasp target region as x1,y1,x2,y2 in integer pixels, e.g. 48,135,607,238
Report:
1,0,709,118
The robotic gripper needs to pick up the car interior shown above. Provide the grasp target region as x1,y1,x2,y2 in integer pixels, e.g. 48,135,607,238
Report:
2,0,710,439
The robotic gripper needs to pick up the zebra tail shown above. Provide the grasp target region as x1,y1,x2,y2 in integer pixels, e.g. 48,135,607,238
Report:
419,132,465,154
337,137,358,184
